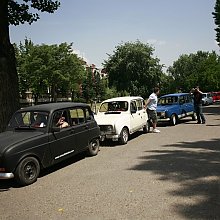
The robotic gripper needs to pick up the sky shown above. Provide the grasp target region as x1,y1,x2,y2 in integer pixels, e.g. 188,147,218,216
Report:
10,0,219,69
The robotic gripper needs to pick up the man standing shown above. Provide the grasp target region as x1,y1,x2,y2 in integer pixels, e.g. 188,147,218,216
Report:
191,86,206,124
146,87,160,133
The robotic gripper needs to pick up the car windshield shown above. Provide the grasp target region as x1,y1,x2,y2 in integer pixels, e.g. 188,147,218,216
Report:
99,101,128,113
8,111,49,129
158,96,178,105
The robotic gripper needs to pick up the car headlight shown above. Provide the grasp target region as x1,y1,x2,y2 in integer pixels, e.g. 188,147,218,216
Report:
106,125,113,132
157,111,166,118
160,112,166,117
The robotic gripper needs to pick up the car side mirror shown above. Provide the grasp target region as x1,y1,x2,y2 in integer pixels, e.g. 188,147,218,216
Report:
51,126,61,132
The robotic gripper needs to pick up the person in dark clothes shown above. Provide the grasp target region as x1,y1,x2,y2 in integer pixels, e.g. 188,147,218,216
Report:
190,86,206,124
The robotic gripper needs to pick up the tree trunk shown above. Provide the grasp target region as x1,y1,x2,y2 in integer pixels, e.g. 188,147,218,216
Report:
0,0,20,132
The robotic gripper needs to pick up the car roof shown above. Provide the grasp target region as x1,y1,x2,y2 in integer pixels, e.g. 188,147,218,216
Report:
19,102,89,113
101,96,144,103
160,93,190,98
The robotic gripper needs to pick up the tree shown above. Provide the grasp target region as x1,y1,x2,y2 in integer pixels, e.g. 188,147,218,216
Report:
82,68,96,103
213,0,220,46
0,0,60,132
167,51,220,92
103,40,163,98
16,40,86,103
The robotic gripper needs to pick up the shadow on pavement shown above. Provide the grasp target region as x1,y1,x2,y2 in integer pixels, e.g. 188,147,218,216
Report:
129,104,220,219
129,139,220,218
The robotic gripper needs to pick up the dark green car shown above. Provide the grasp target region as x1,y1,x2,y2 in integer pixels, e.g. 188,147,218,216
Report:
0,102,100,186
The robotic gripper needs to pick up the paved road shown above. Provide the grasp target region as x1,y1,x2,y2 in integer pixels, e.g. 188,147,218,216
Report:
0,104,220,220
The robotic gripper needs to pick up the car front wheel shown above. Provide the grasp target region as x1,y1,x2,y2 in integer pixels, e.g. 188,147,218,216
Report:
119,127,129,144
170,114,177,126
87,139,100,156
15,157,40,186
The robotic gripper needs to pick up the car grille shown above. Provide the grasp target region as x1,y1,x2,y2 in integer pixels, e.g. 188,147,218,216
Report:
99,125,111,132
98,125,115,135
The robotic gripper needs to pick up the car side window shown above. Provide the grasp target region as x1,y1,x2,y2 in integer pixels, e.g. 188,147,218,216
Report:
136,100,143,111
179,96,185,104
130,101,137,111
52,110,70,129
185,95,190,103
70,108,85,125
85,108,93,121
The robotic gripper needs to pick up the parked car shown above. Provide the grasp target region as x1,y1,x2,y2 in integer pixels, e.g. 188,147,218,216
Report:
156,93,196,126
211,91,220,103
202,93,213,105
94,96,149,144
0,102,100,186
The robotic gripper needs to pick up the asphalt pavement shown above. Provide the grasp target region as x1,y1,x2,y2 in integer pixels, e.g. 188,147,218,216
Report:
0,104,220,220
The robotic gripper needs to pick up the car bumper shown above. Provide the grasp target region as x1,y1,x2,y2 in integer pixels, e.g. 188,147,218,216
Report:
0,172,14,179
100,134,119,141
157,118,170,122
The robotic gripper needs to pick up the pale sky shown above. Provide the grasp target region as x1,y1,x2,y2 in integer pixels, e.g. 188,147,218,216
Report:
10,0,219,69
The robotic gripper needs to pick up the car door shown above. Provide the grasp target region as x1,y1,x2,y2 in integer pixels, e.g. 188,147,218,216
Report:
70,107,90,153
181,95,194,116
49,109,76,164
174,95,185,118
130,100,142,132
136,99,147,128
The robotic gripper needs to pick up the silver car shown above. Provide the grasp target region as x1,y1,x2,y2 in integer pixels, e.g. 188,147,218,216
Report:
202,93,213,105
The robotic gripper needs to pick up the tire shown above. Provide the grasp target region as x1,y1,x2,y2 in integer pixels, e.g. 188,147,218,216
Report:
192,112,197,121
170,114,177,126
15,157,40,186
119,127,129,145
143,120,151,133
87,139,100,156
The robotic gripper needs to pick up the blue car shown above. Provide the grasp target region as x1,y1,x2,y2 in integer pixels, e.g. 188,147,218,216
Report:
156,93,196,126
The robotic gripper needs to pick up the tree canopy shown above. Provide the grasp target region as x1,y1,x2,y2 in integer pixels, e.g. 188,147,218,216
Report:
213,0,220,46
8,0,60,25
167,51,220,92
103,40,164,98
15,40,87,103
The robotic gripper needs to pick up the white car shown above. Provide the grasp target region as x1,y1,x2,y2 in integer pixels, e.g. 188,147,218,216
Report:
94,96,150,144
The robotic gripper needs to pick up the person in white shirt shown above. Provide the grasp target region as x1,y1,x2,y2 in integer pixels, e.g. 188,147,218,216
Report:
145,87,160,133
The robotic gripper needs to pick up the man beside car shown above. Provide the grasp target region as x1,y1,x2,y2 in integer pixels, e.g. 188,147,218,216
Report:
190,86,206,124
145,87,160,133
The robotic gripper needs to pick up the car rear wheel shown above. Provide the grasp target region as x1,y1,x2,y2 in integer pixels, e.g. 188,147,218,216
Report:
170,114,177,126
143,120,151,133
15,157,40,186
119,127,129,144
87,139,100,156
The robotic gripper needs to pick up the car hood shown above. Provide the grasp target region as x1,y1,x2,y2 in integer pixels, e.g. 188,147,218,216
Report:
94,113,125,125
0,130,44,154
